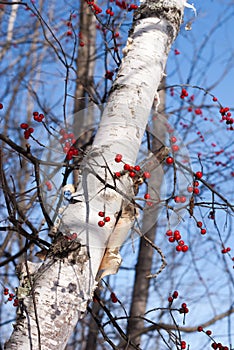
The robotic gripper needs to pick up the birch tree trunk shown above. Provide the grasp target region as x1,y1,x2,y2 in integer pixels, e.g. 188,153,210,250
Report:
4,1,186,349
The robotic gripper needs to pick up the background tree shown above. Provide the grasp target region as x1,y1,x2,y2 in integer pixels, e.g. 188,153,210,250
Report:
0,1,234,350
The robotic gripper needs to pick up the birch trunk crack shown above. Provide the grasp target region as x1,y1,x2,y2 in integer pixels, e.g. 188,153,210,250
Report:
4,1,186,349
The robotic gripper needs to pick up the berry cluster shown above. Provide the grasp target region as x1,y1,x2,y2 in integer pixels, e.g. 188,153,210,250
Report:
180,88,188,99
114,154,152,202
167,291,188,349
33,111,44,122
110,292,118,303
221,246,231,254
86,1,102,14
166,230,189,252
45,180,52,191
174,49,180,55
114,1,138,11
20,111,45,139
219,107,233,126
106,7,114,16
170,135,180,152
187,179,200,195
59,129,78,161
105,70,114,80
78,31,85,47
114,153,150,179
180,340,187,349
168,290,179,303
174,195,187,203
98,211,110,227
3,288,19,307
196,221,206,235
179,302,189,314
20,123,34,139
187,171,203,195
197,327,229,350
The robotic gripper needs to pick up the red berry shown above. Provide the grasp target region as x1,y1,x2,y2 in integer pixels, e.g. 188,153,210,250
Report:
174,196,181,203
172,144,179,152
3,288,9,295
110,292,118,303
166,157,174,165
197,326,203,332
166,230,173,236
206,330,212,336
59,129,66,135
195,108,202,115
169,237,175,243
194,180,199,187
98,220,105,227
13,298,19,307
104,216,110,222
182,245,189,252
174,230,181,240
181,302,187,308
201,228,206,235
115,154,122,163
124,164,131,171
129,171,136,178
0,103,3,109
213,97,218,102
115,172,121,177
20,123,29,129
168,296,173,303
196,171,203,179
79,41,85,47
173,290,179,298
176,245,182,252
170,136,177,143
134,165,141,171
38,113,44,121
174,49,180,55
143,171,151,179
197,221,203,228
178,240,184,246
98,211,105,217
193,188,200,195
45,181,52,191
187,186,193,193
129,4,138,10
180,196,186,203
144,193,151,199
24,130,30,139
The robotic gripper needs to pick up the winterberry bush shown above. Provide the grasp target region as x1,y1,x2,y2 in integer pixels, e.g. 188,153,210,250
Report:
0,1,234,349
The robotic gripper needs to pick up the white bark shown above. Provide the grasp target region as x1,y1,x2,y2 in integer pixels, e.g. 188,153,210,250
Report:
5,1,187,349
